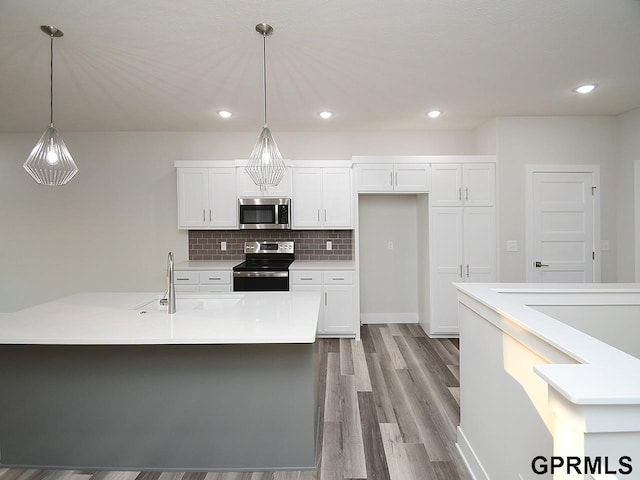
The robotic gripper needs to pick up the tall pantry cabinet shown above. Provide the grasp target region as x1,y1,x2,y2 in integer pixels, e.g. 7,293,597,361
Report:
428,163,496,336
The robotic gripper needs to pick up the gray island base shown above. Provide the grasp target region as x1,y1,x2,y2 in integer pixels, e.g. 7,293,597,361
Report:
0,342,319,471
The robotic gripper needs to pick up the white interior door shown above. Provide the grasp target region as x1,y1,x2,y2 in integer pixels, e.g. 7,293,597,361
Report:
529,171,596,282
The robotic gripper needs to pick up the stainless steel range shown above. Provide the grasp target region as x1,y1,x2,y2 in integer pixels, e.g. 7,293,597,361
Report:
232,241,294,292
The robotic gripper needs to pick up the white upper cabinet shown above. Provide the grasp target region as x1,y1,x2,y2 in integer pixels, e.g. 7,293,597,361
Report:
431,163,495,207
356,163,431,192
177,167,237,229
292,167,353,229
236,166,292,198
177,168,209,228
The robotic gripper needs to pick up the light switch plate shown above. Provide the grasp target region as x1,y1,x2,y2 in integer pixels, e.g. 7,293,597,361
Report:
506,240,518,252
601,240,609,251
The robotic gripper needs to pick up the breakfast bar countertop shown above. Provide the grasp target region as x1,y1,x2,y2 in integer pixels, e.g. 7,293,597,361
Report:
0,291,321,345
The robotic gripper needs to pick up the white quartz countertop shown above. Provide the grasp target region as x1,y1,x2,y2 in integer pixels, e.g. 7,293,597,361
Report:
0,291,321,345
175,260,239,270
289,260,355,270
175,259,355,271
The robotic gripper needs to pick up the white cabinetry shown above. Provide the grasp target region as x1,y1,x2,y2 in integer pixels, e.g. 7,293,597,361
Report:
429,205,496,335
292,168,352,229
174,270,232,292
431,163,495,207
177,167,237,229
356,163,431,192
236,166,292,197
291,270,357,336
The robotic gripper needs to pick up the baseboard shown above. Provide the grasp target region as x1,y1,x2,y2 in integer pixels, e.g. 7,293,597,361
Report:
360,312,419,324
456,426,490,480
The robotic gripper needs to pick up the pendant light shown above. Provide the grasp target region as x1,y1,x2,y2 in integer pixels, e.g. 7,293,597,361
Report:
245,23,287,188
24,26,78,186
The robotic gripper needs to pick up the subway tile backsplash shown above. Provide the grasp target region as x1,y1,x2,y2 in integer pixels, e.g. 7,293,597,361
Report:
189,230,353,261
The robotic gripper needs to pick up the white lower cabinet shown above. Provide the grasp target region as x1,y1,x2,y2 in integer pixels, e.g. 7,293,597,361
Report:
174,270,232,292
428,206,496,335
291,270,357,337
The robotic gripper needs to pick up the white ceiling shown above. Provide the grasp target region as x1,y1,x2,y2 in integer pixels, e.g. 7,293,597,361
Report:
1,0,640,133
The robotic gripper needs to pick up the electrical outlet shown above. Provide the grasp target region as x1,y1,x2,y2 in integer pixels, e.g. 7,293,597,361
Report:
601,239,609,251
220,241,227,251
388,241,394,250
326,241,332,251
506,240,518,252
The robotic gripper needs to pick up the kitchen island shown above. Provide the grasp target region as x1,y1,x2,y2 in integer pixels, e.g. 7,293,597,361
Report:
0,291,321,471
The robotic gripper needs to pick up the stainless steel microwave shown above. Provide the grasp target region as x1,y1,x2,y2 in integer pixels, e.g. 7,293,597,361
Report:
238,198,291,229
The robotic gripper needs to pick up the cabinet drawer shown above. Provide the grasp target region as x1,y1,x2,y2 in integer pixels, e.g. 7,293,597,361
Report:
174,271,199,285
199,285,232,293
199,271,231,284
291,271,322,284
175,284,199,293
322,271,354,284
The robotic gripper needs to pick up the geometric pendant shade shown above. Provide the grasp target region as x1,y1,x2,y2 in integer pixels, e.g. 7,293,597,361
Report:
246,125,287,187
245,23,287,188
23,25,78,186
24,125,78,185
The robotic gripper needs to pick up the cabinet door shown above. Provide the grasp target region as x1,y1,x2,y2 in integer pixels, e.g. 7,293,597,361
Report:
322,168,353,228
321,284,355,335
237,168,293,198
177,168,208,228
431,164,463,207
356,164,394,192
292,169,323,228
208,168,237,228
429,207,464,334
393,164,432,192
463,207,496,282
463,163,495,206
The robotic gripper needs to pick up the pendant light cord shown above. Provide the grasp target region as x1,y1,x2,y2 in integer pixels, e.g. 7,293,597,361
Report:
49,33,54,127
262,33,268,128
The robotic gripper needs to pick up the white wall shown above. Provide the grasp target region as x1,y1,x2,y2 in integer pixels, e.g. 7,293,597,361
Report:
358,195,419,322
615,107,640,281
495,116,618,282
0,130,475,312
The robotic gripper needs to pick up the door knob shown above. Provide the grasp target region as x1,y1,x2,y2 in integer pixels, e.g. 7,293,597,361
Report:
535,261,549,268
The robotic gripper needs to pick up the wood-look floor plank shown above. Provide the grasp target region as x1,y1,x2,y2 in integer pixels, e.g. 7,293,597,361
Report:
339,339,355,375
249,472,275,480
404,443,437,480
393,368,452,461
368,328,421,443
351,339,372,392
364,352,396,424
359,324,377,354
378,424,415,480
133,473,160,480
357,392,391,480
447,364,460,382
378,328,407,370
448,387,460,406
340,374,367,479
394,336,460,442
319,422,343,480
323,352,342,423
386,324,404,336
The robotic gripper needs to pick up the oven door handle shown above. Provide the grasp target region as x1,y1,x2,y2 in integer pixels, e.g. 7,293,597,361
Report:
233,271,289,278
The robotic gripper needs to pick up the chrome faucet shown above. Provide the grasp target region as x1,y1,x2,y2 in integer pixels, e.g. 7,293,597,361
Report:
159,251,176,314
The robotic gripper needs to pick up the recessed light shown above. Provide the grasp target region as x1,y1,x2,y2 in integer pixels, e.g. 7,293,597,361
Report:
217,110,233,118
573,84,597,94
426,110,441,119
319,111,333,119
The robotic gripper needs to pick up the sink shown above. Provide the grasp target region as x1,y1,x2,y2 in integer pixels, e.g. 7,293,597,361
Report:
136,295,242,312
